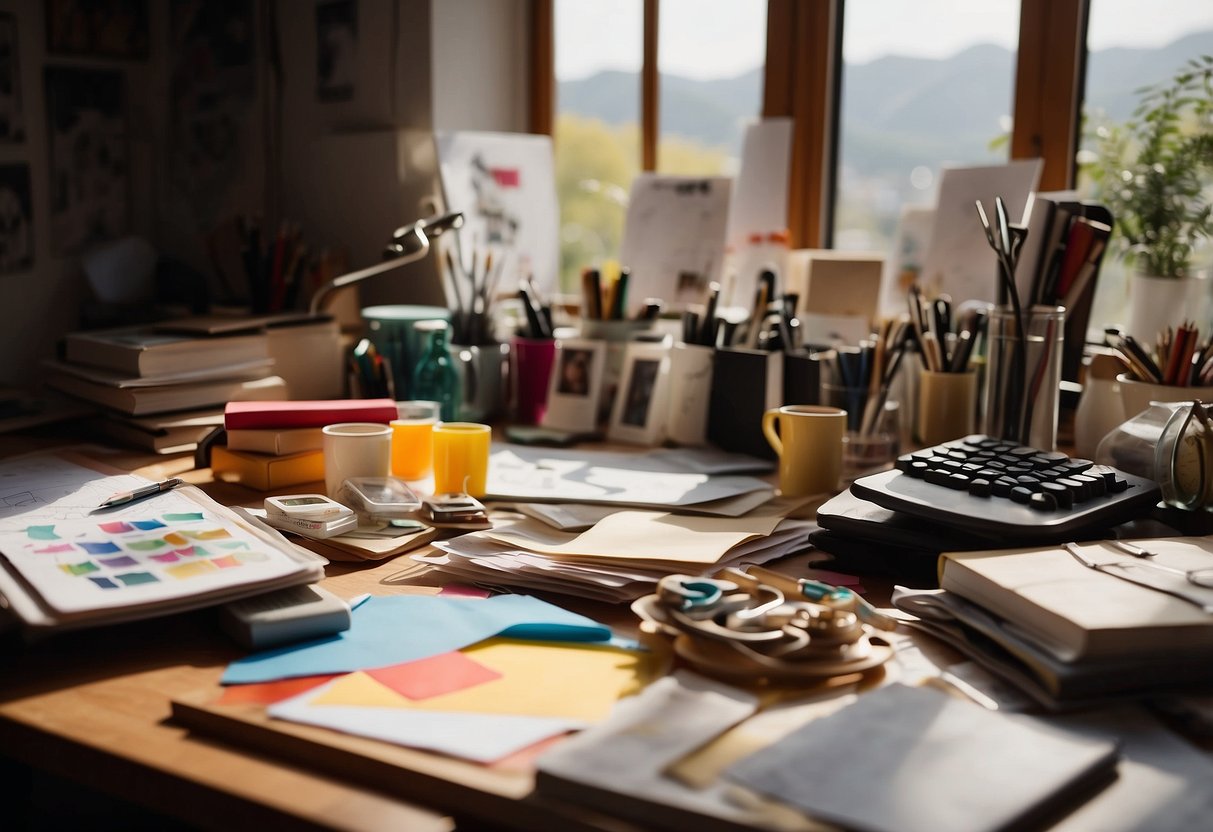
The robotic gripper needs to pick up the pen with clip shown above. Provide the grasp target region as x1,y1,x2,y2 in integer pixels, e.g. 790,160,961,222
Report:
98,477,185,509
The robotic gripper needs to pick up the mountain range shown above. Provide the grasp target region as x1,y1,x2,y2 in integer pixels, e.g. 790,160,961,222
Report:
557,30,1213,176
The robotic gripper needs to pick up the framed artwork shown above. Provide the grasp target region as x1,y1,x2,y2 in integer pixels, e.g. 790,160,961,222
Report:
45,0,150,60
0,14,24,142
44,67,128,255
317,0,357,102
542,338,606,434
608,341,670,446
0,163,33,274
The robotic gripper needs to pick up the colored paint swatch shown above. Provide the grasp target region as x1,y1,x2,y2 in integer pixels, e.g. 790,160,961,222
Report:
79,542,121,555
235,550,269,563
166,560,217,579
366,652,502,701
150,552,180,564
191,545,211,557
132,519,166,530
183,528,232,541
27,526,59,541
98,555,138,568
163,512,203,522
127,539,168,551
162,532,188,546
34,544,75,554
210,555,241,569
117,572,159,586
218,541,249,551
98,521,134,534
60,561,99,576
89,576,119,589
172,546,196,557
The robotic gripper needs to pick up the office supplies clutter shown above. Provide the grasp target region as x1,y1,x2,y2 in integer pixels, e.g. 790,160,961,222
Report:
632,567,894,684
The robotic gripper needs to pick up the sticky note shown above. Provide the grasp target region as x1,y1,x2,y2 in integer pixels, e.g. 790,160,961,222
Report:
366,652,502,700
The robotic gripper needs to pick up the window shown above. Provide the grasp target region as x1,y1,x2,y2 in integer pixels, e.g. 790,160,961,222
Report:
835,0,1020,253
1080,0,1213,335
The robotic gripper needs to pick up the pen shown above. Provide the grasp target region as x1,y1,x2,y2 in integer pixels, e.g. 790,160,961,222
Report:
98,477,185,509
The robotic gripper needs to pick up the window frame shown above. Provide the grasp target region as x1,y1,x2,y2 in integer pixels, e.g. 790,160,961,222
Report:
529,0,1088,249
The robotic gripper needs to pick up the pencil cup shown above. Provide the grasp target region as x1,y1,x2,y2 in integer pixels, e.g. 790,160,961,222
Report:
390,401,440,481
916,370,977,446
450,342,509,423
820,381,893,435
511,336,557,425
982,305,1064,450
323,423,392,498
841,402,900,479
1118,374,1213,420
361,305,451,400
432,422,492,497
761,405,847,497
665,343,714,446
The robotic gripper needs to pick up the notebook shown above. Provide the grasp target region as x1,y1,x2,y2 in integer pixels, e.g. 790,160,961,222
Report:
725,683,1118,832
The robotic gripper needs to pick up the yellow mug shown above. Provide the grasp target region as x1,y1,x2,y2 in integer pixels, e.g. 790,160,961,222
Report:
432,422,492,496
761,405,847,496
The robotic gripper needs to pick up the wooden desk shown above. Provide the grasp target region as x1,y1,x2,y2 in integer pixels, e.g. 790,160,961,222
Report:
0,447,644,831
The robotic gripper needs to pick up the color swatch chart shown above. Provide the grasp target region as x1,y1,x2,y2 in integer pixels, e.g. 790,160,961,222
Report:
1,508,299,615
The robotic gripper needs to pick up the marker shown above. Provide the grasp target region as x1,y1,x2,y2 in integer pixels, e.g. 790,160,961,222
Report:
97,477,185,509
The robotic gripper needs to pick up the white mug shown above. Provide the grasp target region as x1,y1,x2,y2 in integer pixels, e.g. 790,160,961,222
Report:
322,422,392,498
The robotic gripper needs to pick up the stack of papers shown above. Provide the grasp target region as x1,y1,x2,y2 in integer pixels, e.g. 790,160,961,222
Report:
414,506,815,603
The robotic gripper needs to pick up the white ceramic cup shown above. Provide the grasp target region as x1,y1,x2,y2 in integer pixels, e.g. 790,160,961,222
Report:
322,422,392,498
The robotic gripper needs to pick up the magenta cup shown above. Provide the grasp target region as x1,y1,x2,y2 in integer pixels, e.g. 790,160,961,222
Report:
511,336,557,425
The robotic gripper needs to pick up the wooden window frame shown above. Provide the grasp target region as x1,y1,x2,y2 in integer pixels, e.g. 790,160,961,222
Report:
529,0,1088,248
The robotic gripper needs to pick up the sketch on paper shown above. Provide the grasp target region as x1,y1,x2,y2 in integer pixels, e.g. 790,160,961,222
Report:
0,14,25,142
317,0,357,102
44,67,128,255
0,163,33,273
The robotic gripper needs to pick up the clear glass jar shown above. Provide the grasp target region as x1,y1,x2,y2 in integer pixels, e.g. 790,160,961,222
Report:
410,320,460,421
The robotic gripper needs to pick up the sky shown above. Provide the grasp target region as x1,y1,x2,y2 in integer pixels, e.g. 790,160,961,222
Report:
555,0,1213,81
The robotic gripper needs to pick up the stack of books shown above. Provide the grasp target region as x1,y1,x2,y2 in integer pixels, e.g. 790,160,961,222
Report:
213,398,398,491
45,326,288,453
894,538,1213,709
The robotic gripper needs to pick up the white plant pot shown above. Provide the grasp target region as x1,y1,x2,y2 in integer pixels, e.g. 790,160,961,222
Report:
1126,272,1208,342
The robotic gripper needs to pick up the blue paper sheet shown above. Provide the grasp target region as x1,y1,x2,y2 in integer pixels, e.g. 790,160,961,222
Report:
221,594,613,684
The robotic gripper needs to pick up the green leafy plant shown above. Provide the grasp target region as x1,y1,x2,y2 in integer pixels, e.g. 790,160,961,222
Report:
1089,54,1213,278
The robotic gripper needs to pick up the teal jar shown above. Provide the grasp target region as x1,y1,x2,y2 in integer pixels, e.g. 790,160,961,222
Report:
411,319,460,421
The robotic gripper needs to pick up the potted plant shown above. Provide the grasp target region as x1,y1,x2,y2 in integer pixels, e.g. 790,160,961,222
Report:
1088,54,1213,340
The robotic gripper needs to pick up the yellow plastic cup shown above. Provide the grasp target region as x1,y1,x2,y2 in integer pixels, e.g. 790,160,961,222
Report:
432,422,492,496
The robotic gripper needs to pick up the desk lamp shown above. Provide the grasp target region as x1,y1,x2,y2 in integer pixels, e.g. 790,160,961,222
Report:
308,211,464,316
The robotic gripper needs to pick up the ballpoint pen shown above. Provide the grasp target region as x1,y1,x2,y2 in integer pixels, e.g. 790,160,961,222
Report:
98,477,185,509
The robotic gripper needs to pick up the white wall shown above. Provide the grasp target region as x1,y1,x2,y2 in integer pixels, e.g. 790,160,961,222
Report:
431,0,529,133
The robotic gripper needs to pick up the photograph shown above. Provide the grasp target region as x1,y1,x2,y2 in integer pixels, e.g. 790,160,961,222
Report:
44,67,128,255
557,347,594,397
45,0,149,59
0,163,33,273
317,0,358,102
608,341,670,445
0,14,24,142
542,338,605,435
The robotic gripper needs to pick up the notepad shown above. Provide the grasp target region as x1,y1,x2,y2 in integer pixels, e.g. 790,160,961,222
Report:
724,683,1118,832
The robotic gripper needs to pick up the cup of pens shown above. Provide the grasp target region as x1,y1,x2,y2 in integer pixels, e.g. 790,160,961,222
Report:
820,346,902,477
1112,323,1213,418
982,305,1065,451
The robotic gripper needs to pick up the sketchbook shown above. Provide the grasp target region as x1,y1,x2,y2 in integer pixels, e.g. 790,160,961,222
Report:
0,453,325,634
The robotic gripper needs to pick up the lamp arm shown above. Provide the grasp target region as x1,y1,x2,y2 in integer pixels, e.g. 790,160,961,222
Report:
308,225,430,316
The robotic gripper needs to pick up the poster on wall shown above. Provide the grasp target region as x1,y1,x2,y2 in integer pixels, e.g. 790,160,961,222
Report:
44,67,128,256
0,163,33,274
316,0,357,102
0,14,25,142
435,131,560,296
45,0,150,60
169,0,256,222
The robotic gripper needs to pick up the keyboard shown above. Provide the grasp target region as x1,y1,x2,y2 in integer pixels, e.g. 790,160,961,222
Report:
848,435,1162,543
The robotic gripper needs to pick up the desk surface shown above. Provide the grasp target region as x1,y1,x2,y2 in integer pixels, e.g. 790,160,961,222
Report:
2,438,1210,832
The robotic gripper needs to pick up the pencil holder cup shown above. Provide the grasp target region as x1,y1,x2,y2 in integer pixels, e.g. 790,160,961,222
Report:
1118,374,1213,421
511,336,557,425
450,341,509,423
665,343,715,446
916,369,977,446
841,402,900,479
820,381,895,435
982,305,1064,450
362,305,451,400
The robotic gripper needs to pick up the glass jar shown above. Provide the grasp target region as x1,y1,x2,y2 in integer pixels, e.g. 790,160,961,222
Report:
410,320,460,421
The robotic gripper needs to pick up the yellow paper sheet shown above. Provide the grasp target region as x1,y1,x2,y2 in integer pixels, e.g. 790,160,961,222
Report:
309,639,655,721
483,510,785,563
